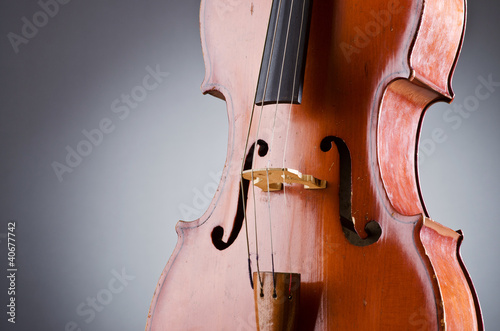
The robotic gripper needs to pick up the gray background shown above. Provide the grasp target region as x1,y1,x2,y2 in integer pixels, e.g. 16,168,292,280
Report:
0,0,498,330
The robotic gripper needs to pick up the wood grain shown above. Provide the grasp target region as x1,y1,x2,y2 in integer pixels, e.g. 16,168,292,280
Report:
146,0,481,329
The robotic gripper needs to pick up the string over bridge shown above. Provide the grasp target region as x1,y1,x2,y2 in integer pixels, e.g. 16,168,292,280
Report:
242,168,326,192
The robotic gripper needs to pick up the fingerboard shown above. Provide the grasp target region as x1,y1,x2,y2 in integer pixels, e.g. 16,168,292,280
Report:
255,0,313,105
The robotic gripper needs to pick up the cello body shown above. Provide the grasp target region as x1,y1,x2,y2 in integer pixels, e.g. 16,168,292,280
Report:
147,0,482,329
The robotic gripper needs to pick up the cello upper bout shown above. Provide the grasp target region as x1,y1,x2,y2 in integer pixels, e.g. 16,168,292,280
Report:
199,0,271,101
409,0,466,99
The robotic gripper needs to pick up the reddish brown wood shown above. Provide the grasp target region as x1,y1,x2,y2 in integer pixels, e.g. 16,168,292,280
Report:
146,0,481,330
410,0,466,98
420,218,483,330
378,79,440,216
253,272,300,330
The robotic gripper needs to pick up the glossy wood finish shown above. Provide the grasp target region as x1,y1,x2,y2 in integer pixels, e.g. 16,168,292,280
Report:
378,79,439,216
254,272,300,331
420,218,483,330
146,0,481,329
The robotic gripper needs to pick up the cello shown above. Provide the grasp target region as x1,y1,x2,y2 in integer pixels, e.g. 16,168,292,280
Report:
147,0,483,329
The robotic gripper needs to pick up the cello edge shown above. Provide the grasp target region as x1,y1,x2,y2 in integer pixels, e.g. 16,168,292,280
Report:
420,217,482,330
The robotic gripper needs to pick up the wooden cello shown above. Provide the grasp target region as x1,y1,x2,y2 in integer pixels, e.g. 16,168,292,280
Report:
147,0,483,329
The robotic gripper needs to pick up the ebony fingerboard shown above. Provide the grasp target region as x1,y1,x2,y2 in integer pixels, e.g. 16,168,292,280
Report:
255,0,313,105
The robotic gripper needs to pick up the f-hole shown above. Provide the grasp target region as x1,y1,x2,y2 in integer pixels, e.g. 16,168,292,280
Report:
320,137,381,246
211,140,269,250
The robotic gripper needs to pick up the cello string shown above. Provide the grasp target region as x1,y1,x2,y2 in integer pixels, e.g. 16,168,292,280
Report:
239,0,281,290
250,0,285,291
239,153,253,289
264,166,276,297
282,0,307,270
268,0,297,296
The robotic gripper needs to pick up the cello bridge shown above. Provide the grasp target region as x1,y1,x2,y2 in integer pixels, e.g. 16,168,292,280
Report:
241,168,326,192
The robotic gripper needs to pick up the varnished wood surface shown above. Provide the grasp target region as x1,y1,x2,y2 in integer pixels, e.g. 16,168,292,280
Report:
146,0,481,329
254,272,300,331
420,218,482,330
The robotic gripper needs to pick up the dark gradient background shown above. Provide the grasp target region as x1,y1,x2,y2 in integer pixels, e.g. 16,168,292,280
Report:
1,0,498,330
